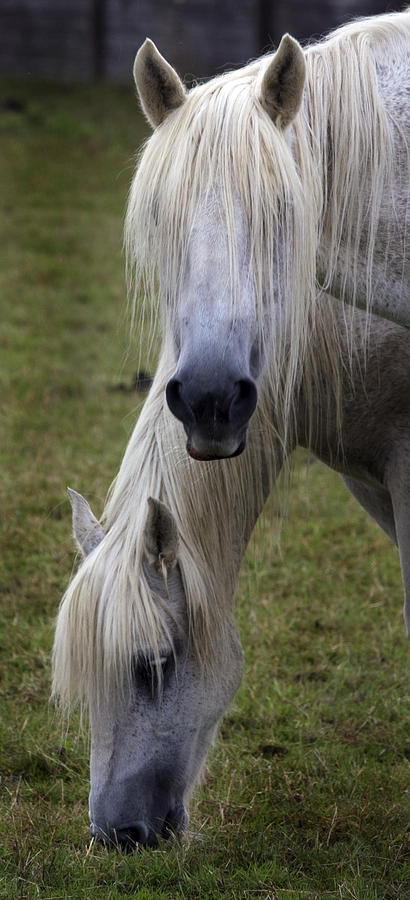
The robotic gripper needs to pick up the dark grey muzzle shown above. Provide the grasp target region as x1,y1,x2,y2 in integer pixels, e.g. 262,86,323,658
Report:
166,373,257,459
90,804,188,851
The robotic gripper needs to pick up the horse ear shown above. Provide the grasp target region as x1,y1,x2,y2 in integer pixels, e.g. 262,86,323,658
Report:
134,38,186,128
260,34,305,129
144,497,179,573
67,488,105,558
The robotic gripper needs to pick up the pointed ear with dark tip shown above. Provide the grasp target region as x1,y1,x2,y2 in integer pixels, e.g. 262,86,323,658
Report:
260,34,306,129
133,38,186,128
67,488,105,558
144,497,179,574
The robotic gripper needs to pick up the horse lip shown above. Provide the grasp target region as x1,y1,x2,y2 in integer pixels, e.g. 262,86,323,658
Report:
187,436,247,461
89,804,189,837
89,821,136,841
90,821,155,850
187,444,218,461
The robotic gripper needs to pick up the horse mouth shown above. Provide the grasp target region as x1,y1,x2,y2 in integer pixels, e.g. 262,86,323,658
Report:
90,806,188,851
186,434,247,461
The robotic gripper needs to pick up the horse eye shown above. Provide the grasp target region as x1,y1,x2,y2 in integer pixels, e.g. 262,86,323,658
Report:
132,653,173,693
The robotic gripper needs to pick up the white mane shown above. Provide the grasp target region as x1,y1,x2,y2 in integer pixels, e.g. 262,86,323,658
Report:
53,349,275,706
53,10,410,707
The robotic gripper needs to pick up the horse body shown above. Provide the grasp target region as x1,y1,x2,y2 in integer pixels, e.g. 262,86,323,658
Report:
53,303,410,848
298,306,410,551
53,11,410,848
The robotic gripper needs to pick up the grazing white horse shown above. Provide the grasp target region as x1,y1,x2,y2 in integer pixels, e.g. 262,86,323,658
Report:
53,11,409,850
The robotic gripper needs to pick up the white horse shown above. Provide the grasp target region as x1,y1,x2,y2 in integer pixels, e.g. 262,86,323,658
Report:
127,10,409,462
53,11,409,849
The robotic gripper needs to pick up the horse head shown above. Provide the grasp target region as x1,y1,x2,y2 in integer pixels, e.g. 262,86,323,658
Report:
132,37,306,460
65,489,243,850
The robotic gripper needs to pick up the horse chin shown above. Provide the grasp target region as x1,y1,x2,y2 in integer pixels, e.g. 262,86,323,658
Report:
187,433,247,461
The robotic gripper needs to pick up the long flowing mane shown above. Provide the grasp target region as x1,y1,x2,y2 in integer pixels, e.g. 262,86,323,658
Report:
52,351,274,706
126,8,409,432
53,11,409,707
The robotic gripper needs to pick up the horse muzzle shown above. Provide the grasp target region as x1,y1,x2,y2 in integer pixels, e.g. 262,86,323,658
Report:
90,804,189,851
166,373,257,460
186,431,248,461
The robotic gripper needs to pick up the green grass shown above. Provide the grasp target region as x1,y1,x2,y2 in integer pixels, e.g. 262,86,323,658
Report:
0,80,408,900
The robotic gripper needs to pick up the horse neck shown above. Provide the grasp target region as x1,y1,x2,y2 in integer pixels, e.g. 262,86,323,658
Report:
104,354,284,614
163,393,284,609
298,27,405,313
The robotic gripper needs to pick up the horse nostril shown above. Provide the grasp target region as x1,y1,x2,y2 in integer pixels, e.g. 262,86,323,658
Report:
124,822,150,845
166,373,257,443
229,378,258,426
166,377,195,427
116,821,158,850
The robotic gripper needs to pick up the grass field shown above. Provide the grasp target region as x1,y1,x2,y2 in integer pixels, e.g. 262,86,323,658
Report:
0,79,408,900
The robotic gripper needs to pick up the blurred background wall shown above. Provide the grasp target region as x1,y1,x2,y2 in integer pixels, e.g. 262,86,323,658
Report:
0,0,401,82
